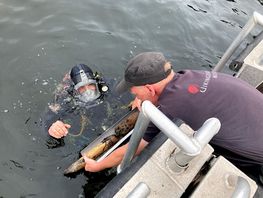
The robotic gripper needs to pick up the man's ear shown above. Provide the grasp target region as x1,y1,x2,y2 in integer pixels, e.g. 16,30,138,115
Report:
145,84,155,96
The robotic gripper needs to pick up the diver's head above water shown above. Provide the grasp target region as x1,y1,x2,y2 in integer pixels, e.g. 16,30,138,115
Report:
70,64,108,103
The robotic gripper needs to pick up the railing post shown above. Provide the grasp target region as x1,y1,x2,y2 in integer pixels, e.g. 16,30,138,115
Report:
118,111,150,173
126,182,151,198
168,117,221,173
225,175,251,198
118,100,220,174
213,12,263,72
142,101,201,155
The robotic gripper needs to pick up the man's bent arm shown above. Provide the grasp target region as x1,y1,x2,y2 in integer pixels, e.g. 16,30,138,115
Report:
84,139,149,172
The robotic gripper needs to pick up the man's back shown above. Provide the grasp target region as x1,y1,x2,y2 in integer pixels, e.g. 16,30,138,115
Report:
158,70,263,163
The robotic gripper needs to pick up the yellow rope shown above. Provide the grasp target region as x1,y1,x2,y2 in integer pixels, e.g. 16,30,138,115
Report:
68,114,90,137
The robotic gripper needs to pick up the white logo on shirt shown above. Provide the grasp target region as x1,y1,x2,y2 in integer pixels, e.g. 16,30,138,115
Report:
200,71,211,93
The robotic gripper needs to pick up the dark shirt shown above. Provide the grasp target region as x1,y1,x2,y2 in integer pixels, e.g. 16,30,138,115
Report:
143,70,263,164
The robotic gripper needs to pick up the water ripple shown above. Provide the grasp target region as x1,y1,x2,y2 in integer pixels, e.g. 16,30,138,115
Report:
187,4,207,13
47,26,65,33
72,18,102,31
8,5,27,12
6,39,20,44
0,3,28,12
0,17,10,23
8,57,20,64
26,14,55,27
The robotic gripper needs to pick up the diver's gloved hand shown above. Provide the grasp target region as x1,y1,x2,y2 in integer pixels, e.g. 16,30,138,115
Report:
48,120,71,139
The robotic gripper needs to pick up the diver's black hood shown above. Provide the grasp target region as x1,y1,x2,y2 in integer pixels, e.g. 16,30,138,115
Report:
70,64,95,86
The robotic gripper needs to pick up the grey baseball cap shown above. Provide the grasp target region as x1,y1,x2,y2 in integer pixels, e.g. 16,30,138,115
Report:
115,52,171,94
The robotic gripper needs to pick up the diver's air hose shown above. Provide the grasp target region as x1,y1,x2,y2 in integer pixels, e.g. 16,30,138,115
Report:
67,114,89,137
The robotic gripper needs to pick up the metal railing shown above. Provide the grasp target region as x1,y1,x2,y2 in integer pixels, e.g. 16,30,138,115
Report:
118,100,221,173
225,174,251,198
213,12,263,72
126,182,150,198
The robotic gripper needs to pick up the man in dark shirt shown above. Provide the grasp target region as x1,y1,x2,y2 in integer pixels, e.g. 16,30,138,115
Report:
83,52,263,182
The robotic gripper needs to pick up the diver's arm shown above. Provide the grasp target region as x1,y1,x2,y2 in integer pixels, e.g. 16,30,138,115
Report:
84,139,148,172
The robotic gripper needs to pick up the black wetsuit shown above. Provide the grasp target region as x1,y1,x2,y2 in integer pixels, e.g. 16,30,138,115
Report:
42,73,131,149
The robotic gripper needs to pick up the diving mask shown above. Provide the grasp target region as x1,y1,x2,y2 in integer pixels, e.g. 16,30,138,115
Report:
76,88,100,103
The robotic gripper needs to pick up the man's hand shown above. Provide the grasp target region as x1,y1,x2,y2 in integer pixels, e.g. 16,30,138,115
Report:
132,97,142,111
83,140,148,173
84,156,102,172
48,120,71,139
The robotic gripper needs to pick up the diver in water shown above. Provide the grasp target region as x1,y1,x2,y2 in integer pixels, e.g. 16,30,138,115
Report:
48,64,108,139
43,64,130,148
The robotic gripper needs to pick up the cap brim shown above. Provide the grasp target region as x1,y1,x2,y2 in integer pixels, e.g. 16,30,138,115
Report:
115,79,133,94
